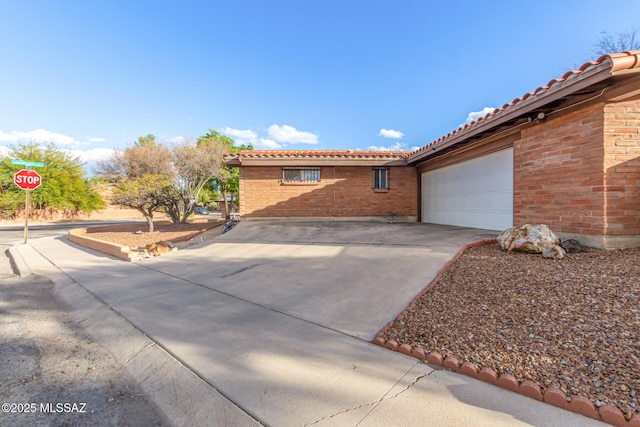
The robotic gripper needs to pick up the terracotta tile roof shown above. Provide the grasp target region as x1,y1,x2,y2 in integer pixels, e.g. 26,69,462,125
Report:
229,150,411,159
408,50,640,162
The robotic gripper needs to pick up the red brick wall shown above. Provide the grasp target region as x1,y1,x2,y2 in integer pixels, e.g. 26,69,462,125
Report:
603,98,640,237
514,102,606,235
239,166,418,219
514,98,640,243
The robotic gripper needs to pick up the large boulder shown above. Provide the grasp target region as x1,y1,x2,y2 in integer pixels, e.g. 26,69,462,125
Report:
143,240,176,257
498,224,560,253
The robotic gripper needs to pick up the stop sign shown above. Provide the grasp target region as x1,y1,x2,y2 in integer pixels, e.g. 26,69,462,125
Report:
14,169,42,190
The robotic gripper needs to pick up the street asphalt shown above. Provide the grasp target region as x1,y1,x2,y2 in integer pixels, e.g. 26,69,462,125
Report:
8,221,605,426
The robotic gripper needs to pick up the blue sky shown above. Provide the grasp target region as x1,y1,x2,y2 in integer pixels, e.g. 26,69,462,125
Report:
1,1,639,171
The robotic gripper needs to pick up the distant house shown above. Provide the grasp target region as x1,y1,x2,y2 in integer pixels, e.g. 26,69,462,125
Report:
223,150,418,222
225,50,640,249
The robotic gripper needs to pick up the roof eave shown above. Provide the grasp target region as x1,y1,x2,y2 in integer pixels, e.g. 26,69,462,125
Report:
223,154,241,167
407,60,616,165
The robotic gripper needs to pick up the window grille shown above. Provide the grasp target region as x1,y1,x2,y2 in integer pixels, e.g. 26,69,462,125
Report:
282,167,321,183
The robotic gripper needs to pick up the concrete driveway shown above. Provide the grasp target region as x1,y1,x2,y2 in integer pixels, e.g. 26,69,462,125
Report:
144,221,497,340
17,221,604,426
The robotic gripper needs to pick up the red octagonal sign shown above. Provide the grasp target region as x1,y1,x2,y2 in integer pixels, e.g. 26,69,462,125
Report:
14,169,42,190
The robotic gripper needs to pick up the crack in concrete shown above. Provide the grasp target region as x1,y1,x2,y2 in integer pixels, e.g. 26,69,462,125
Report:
302,371,429,426
221,263,262,278
122,341,157,366
133,358,172,387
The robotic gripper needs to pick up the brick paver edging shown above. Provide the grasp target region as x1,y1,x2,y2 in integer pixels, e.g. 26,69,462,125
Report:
372,239,639,427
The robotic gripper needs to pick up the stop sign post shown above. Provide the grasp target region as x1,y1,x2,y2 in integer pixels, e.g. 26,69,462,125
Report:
13,167,43,243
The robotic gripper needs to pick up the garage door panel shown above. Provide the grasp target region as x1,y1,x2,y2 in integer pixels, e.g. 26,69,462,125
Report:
421,148,513,231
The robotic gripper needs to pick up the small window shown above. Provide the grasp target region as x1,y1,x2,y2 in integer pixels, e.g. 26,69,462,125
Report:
373,168,388,190
283,167,320,183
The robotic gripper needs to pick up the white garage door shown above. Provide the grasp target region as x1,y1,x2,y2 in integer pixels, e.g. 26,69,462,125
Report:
421,148,513,231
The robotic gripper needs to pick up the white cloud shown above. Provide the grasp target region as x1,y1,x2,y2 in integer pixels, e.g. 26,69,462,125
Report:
463,107,496,125
0,128,77,145
222,127,258,142
88,137,106,143
254,138,282,149
367,142,410,151
221,127,260,147
378,129,404,139
220,124,318,148
267,124,318,144
0,145,10,157
167,136,187,144
68,147,115,163
67,147,116,175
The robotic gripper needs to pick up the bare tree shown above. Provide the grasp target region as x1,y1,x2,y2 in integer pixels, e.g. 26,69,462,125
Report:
565,28,640,74
110,174,170,233
96,134,230,227
95,137,174,232
164,139,227,223
594,27,640,56
96,143,173,182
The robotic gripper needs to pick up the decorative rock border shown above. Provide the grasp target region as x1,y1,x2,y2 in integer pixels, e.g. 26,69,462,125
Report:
372,239,639,427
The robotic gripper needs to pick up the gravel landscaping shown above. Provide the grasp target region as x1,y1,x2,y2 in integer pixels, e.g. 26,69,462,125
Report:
381,243,639,421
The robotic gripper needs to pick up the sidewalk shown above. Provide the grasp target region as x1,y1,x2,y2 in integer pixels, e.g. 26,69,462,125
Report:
10,235,605,426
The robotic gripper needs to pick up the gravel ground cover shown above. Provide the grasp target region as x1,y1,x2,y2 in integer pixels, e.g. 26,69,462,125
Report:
382,243,639,420
85,221,221,249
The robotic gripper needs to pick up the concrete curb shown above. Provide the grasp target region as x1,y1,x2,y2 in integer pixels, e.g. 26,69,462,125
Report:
17,243,262,427
372,239,639,427
8,244,33,277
